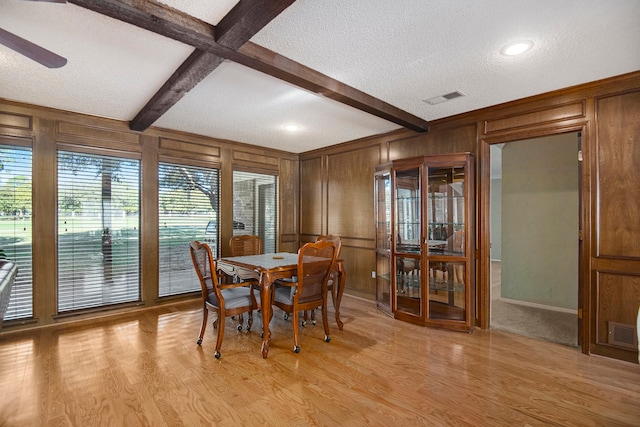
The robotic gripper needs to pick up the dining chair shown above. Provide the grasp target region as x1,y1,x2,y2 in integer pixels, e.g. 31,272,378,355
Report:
229,234,263,256
228,234,263,327
301,235,343,326
316,235,342,306
189,240,260,359
272,240,337,353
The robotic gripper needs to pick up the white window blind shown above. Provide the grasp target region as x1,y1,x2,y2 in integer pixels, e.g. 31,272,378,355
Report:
158,162,219,297
0,144,33,320
57,151,140,312
233,170,278,253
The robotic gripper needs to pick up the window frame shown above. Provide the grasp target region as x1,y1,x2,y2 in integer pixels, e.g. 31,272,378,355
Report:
56,147,142,314
232,167,279,254
157,159,220,298
0,138,34,321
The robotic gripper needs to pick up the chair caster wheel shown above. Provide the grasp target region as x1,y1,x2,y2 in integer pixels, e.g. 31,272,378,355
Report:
214,351,221,359
293,345,300,353
311,320,317,326
283,313,289,321
301,321,306,327
237,324,243,331
196,338,203,345
324,335,331,342
246,326,251,331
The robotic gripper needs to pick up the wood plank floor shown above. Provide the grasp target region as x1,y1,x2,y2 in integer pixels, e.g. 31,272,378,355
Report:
1,296,639,426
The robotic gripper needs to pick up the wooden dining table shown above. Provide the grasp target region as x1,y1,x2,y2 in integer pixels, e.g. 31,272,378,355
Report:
216,252,346,358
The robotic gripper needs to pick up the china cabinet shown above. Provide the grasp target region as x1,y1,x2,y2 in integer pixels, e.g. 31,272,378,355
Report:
375,153,475,331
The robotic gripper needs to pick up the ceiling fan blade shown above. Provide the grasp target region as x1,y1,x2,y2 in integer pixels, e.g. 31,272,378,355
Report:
0,27,67,68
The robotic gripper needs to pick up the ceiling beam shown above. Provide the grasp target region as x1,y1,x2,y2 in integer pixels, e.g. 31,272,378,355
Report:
127,0,295,131
69,0,429,133
130,50,224,132
216,0,296,50
234,42,430,132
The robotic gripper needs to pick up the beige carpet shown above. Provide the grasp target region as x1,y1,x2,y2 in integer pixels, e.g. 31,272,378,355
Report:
490,261,579,347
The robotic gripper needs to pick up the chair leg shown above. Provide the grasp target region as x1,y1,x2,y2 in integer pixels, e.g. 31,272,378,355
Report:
197,306,208,345
214,315,225,359
322,301,331,343
292,309,300,353
247,310,254,331
301,309,317,327
236,312,245,331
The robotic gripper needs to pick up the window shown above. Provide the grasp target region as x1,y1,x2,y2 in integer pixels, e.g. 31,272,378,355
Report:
57,151,140,312
158,162,219,297
0,144,33,320
233,170,278,253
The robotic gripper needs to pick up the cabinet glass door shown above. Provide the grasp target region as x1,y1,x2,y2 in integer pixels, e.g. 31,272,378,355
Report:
394,167,421,316
427,260,466,320
427,166,467,321
375,171,392,314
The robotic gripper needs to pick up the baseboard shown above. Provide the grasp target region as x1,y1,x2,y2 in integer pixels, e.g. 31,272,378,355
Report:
499,297,578,314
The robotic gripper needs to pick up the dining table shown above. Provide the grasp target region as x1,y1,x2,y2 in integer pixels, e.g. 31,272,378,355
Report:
216,252,346,358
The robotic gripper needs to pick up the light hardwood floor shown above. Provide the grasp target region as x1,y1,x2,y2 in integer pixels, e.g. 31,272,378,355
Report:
1,296,639,426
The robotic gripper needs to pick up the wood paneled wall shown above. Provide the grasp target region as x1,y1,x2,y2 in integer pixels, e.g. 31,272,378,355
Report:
591,90,640,361
2,70,640,364
300,71,640,363
0,99,298,329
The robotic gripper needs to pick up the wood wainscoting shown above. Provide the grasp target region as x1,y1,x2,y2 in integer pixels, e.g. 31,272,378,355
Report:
0,296,638,426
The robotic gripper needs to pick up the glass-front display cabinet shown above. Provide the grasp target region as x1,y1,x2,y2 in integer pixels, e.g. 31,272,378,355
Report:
374,167,392,315
375,153,475,331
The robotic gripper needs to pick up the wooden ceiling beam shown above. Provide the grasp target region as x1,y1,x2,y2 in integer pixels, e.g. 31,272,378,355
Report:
234,42,431,132
129,50,224,132
216,0,296,50
69,0,429,133
71,0,296,131
128,0,296,131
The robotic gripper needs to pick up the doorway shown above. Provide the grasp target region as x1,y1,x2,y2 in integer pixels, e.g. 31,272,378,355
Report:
489,132,580,346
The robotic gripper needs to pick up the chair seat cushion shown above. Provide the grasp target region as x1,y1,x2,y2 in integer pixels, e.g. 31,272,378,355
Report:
208,287,260,309
274,284,296,305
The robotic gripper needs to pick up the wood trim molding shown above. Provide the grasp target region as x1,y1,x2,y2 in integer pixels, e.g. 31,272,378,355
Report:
232,150,280,167
57,121,139,144
482,101,586,135
0,111,32,131
159,137,221,159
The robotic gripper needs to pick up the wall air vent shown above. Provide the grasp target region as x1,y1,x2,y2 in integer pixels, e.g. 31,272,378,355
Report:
423,91,465,105
607,321,638,350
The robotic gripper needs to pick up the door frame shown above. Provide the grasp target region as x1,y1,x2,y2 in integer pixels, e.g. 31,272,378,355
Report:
478,122,591,354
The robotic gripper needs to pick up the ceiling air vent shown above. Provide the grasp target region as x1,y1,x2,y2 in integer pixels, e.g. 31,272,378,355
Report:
423,91,465,105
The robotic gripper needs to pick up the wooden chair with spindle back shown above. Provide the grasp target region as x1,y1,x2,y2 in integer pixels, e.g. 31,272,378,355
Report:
189,240,260,359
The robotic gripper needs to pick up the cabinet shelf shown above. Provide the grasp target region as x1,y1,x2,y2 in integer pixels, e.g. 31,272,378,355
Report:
429,280,465,293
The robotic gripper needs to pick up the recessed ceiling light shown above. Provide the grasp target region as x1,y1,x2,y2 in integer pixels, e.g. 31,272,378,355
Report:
500,40,534,56
284,124,300,132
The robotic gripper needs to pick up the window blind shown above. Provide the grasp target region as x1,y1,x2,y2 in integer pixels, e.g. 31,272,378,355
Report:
158,162,219,297
0,144,33,320
57,151,140,312
232,170,278,253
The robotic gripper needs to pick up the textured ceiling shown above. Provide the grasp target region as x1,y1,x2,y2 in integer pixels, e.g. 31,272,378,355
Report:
1,0,639,153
